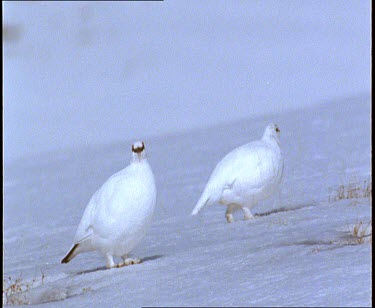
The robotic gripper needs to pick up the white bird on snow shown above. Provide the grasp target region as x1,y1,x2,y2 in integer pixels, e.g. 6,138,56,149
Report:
61,141,157,268
191,123,284,223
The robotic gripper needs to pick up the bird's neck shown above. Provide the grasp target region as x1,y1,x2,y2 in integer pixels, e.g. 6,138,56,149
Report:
263,134,280,147
131,158,148,165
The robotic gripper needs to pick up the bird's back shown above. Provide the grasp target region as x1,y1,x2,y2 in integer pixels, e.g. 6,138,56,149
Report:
195,140,282,210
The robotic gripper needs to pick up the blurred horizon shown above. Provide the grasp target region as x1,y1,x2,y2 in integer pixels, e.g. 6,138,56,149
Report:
3,1,371,163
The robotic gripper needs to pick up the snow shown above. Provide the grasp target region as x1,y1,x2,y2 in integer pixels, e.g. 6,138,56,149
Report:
3,1,371,306
3,96,371,306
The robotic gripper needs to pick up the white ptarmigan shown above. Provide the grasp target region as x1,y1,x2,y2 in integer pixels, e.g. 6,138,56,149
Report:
61,141,157,268
191,123,284,223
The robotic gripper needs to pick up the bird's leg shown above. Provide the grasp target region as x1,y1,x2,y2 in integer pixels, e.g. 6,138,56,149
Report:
118,254,142,267
225,205,236,223
106,254,116,269
242,207,254,220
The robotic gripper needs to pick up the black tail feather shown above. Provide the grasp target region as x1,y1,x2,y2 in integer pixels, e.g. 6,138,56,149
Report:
61,244,79,264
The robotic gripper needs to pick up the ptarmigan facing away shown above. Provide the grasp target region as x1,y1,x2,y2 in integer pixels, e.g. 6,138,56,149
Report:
61,141,157,268
191,123,284,223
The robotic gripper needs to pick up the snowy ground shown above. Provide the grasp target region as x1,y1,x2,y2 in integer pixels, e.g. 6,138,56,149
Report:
3,95,371,306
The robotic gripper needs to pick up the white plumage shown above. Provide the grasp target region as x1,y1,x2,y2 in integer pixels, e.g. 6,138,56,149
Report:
61,141,157,268
191,123,284,223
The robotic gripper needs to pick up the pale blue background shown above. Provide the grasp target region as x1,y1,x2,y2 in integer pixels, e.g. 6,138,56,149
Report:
3,1,371,162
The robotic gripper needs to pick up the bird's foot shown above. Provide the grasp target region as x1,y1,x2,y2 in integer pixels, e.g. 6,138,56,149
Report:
243,213,255,220
243,216,253,221
226,213,234,223
106,255,117,269
242,207,254,220
117,258,142,267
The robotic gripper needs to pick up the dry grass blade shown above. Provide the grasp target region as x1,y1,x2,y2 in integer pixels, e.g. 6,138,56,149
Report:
350,220,372,244
329,178,372,202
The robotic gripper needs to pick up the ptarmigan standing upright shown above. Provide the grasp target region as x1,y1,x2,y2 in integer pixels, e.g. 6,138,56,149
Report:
191,123,284,223
61,141,157,268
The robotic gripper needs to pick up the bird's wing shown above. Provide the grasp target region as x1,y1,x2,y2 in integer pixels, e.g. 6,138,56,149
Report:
192,148,244,214
211,142,281,191
209,145,252,185
71,167,130,244
72,194,97,244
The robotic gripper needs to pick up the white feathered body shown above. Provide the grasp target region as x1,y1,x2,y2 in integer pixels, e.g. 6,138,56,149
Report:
193,127,283,216
72,160,156,258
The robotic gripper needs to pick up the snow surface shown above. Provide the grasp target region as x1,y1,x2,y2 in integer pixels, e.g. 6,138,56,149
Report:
3,95,371,307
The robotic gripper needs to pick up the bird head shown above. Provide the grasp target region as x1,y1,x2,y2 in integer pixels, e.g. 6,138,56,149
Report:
131,141,146,162
262,123,281,145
